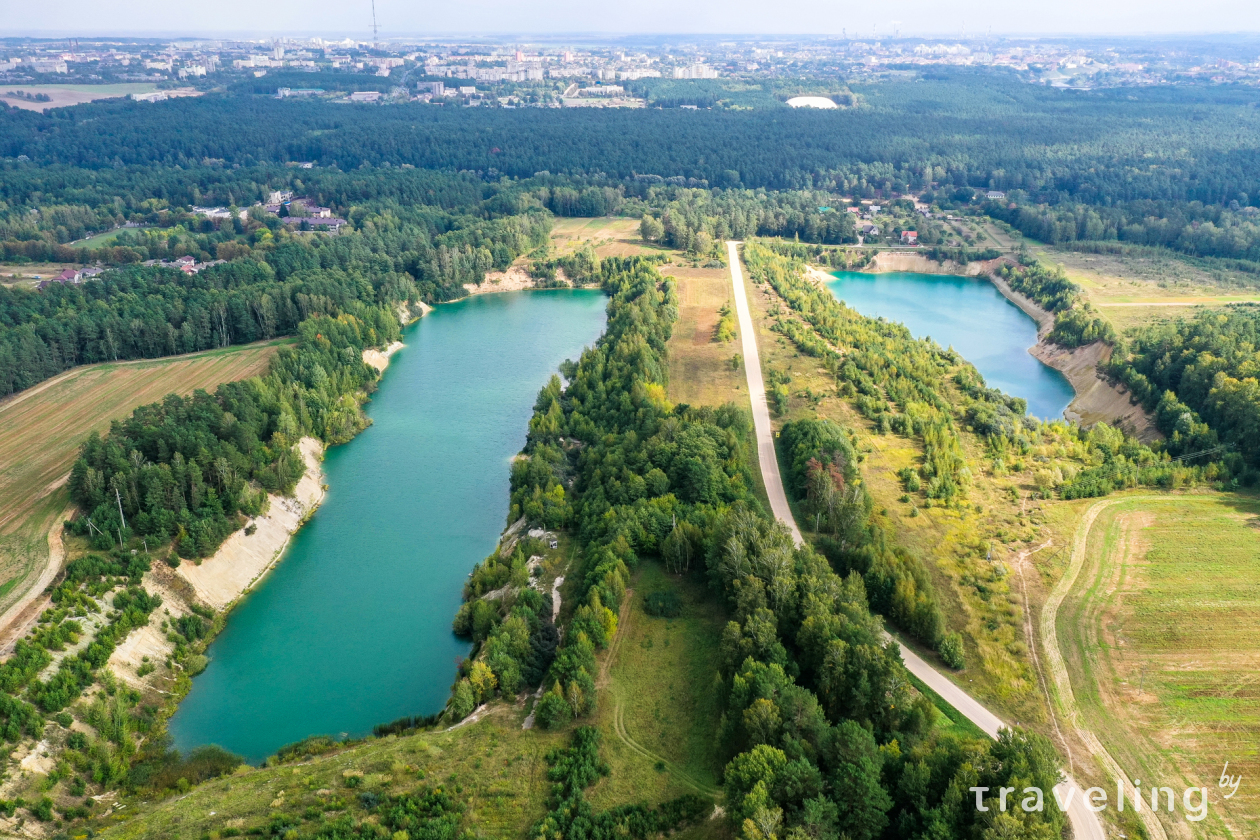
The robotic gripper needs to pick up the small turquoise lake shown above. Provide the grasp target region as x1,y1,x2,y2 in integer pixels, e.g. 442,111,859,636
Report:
825,271,1075,420
169,289,607,763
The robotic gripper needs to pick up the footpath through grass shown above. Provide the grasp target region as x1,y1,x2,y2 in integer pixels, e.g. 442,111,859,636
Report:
591,561,726,808
98,561,730,840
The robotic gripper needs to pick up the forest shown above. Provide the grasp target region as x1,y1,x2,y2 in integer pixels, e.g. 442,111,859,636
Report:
1106,305,1260,478
69,305,402,558
0,195,550,397
3,74,1260,267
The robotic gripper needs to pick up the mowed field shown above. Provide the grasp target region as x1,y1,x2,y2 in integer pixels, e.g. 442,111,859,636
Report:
1058,494,1260,839
550,217,661,259
0,341,284,612
1,262,83,289
0,83,157,112
663,263,745,409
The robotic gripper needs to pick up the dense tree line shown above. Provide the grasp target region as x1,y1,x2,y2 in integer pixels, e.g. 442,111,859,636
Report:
69,307,401,558
0,199,551,397
988,198,1260,265
449,254,760,722
635,189,858,253
1106,305,1260,480
0,258,410,397
3,78,1257,208
778,418,944,646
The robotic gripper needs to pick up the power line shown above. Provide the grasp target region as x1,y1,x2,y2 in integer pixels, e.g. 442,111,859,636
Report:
1168,443,1231,462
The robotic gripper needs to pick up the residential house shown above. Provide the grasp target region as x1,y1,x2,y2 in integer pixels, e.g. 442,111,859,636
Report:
900,230,919,245
985,190,1006,200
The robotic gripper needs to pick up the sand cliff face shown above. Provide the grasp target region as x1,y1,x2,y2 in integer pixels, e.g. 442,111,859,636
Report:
362,341,404,373
1029,341,1160,442
177,436,327,611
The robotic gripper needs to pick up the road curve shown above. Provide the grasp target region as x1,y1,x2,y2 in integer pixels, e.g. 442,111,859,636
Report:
725,242,1104,840
1042,496,1172,840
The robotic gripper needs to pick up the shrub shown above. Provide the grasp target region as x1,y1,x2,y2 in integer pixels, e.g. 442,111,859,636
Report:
939,632,966,670
534,685,573,729
29,797,54,821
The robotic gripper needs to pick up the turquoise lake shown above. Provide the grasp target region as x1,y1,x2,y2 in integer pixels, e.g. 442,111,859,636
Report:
825,271,1075,419
169,289,607,763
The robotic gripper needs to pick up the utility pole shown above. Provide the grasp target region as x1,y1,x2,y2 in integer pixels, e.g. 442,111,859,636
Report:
115,486,127,530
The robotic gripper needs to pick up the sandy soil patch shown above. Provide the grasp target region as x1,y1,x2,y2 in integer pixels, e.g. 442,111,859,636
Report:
107,565,198,687
177,437,325,611
362,341,404,373
17,740,54,774
0,504,72,658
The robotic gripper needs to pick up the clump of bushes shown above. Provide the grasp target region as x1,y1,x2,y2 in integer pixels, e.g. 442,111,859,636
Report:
643,590,682,618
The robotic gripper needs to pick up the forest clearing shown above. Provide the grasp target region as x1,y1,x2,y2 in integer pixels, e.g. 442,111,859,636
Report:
0,84,157,112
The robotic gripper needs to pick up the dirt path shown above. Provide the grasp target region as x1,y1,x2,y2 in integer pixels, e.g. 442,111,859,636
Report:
1041,496,1169,840
599,589,634,688
0,504,71,656
731,242,1104,840
610,699,721,798
596,585,721,798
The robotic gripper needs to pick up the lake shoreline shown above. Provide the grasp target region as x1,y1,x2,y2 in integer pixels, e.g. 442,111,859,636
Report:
167,288,608,761
108,311,428,720
817,255,1157,437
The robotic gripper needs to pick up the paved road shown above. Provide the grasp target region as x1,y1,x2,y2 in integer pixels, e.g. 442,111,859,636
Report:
725,241,1105,840
726,241,803,547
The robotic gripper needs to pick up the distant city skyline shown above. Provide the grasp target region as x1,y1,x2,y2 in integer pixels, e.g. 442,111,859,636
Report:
8,0,1260,38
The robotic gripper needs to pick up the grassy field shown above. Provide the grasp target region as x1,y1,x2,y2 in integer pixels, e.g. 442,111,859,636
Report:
1054,494,1260,839
591,561,727,809
0,262,82,288
70,226,153,248
549,217,660,259
0,83,157,112
1012,240,1260,332
663,263,745,408
663,257,771,511
103,707,569,840
96,562,730,840
0,341,284,613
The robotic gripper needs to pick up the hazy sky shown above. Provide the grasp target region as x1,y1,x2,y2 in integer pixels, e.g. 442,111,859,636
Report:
10,0,1260,37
